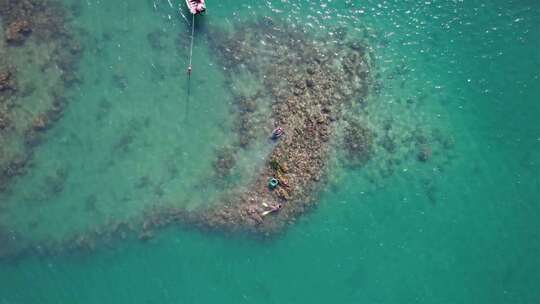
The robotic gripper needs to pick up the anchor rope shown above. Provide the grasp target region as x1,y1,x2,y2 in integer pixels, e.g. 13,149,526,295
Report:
188,13,195,75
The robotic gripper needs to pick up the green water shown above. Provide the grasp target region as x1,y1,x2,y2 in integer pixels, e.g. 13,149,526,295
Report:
1,0,539,303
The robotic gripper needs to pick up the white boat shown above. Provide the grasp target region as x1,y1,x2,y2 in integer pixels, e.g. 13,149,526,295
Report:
186,0,206,15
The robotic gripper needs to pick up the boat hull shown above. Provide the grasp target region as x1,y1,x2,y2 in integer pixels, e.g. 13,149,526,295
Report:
186,0,206,15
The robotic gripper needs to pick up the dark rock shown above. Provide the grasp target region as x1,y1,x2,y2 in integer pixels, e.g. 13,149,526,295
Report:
239,97,257,113
0,71,15,91
32,113,49,131
213,146,236,178
0,111,10,130
147,30,166,50
343,120,373,166
61,71,82,87
381,135,397,153
3,155,27,178
5,20,32,44
417,146,432,162
24,129,41,147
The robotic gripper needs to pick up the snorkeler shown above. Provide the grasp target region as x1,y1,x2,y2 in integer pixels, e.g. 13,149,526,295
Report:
271,127,285,140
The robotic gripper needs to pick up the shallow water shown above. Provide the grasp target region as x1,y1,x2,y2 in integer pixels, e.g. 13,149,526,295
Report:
0,0,539,303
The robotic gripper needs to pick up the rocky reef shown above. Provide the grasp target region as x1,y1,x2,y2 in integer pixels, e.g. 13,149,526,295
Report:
343,119,374,167
213,146,237,179
0,18,374,259
0,0,83,258
0,0,70,43
5,19,31,44
0,0,82,192
0,69,16,92
182,19,372,234
0,15,456,259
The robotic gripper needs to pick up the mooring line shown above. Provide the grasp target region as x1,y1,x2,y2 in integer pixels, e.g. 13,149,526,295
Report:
188,13,195,75
185,13,195,123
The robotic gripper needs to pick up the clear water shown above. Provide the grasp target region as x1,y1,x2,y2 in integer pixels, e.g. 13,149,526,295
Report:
0,0,539,303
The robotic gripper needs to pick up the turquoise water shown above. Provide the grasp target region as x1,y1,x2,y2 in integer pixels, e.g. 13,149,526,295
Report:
1,0,539,303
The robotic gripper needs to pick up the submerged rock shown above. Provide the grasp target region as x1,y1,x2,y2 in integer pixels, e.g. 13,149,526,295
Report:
0,0,81,209
0,111,10,130
0,16,374,258
0,70,15,91
192,19,373,233
417,146,432,162
343,120,374,166
213,146,237,178
32,113,49,131
5,19,31,44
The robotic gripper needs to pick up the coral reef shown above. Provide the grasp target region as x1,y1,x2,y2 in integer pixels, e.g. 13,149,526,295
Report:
213,146,237,179
31,113,49,131
0,16,454,260
0,0,70,43
417,145,432,162
5,19,31,44
343,120,374,166
0,70,16,92
0,0,83,195
0,19,373,259
186,19,372,234
0,110,10,130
